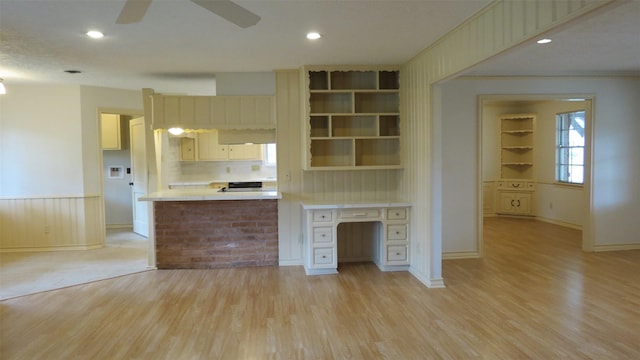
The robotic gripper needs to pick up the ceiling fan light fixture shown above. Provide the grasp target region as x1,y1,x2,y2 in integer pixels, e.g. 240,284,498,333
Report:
86,30,104,39
306,32,321,40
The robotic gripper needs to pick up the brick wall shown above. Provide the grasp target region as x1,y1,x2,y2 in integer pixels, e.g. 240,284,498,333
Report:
154,200,278,269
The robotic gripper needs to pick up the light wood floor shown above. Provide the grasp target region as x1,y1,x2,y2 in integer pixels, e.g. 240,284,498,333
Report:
1,218,639,359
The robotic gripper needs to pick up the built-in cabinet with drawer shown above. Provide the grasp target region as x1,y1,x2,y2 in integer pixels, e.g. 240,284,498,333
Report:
179,130,262,161
496,180,534,216
497,114,536,216
302,66,401,170
301,202,411,275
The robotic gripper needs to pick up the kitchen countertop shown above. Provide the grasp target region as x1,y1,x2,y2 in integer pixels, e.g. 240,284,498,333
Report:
140,189,282,201
168,178,277,187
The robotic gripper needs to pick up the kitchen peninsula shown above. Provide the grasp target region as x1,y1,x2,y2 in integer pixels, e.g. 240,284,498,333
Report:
141,189,281,269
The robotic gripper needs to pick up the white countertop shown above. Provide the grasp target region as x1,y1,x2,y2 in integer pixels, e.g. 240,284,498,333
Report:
140,189,282,201
300,200,411,209
168,178,277,186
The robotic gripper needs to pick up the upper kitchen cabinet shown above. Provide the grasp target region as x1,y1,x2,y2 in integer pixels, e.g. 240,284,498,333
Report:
152,95,275,130
196,130,262,161
301,66,402,170
101,113,122,150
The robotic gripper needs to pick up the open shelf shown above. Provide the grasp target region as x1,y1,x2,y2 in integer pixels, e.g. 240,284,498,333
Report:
499,114,535,180
303,67,402,170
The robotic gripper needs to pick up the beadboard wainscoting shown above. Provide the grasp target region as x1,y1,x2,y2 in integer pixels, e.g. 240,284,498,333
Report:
0,195,104,251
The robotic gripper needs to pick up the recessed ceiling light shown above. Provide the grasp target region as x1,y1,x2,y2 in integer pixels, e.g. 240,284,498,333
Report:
537,38,552,44
86,30,104,39
306,32,321,40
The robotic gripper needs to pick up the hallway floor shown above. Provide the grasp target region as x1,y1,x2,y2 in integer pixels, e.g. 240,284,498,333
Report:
0,229,150,300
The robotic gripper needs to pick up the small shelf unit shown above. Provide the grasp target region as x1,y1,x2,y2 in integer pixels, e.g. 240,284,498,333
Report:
500,114,535,179
302,66,401,170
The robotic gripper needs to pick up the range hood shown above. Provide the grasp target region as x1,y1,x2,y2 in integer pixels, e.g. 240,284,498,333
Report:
217,129,276,144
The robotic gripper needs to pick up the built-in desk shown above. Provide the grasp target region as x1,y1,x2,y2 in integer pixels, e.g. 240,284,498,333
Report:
301,201,411,275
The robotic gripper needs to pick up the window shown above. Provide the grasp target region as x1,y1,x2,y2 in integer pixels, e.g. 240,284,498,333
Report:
265,143,277,165
556,110,585,184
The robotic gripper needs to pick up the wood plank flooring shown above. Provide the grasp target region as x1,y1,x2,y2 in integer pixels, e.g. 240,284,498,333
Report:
1,217,639,359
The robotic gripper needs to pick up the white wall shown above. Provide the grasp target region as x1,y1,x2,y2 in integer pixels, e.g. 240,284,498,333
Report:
0,84,83,196
215,72,275,95
440,76,640,253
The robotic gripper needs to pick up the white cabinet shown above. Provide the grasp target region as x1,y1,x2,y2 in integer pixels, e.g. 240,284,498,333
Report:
302,66,402,170
101,113,122,150
301,203,410,275
496,181,534,216
178,130,262,161
152,95,275,130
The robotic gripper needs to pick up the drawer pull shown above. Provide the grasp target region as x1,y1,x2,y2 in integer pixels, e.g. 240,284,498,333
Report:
395,212,400,216
512,183,521,188
322,255,327,258
396,231,400,235
396,252,401,256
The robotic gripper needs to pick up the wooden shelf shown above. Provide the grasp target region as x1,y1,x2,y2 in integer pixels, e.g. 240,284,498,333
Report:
500,114,535,180
303,66,401,170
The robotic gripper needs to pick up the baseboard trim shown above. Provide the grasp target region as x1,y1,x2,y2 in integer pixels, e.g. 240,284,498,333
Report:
409,268,446,288
593,243,640,252
0,244,103,253
106,224,134,230
443,251,481,260
534,216,582,230
278,260,304,266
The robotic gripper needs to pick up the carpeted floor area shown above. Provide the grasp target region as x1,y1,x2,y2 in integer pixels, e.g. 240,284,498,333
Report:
0,229,150,300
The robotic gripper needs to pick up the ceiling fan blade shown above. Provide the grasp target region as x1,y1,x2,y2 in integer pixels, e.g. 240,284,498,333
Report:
191,0,260,28
116,0,153,24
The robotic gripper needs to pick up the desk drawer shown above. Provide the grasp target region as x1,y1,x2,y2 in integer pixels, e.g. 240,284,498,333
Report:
312,227,333,244
313,248,334,265
387,208,407,220
387,245,408,262
313,210,333,222
387,225,407,240
338,209,379,220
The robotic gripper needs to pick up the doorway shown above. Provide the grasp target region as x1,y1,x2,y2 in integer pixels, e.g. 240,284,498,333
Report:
479,95,594,251
98,108,148,241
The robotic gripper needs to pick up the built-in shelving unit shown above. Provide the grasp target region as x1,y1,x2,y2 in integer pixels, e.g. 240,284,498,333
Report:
497,114,536,216
302,66,401,170
500,114,535,179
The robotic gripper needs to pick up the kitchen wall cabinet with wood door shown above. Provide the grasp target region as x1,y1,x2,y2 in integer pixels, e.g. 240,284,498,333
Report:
152,95,275,130
180,130,262,161
301,66,402,170
101,113,123,150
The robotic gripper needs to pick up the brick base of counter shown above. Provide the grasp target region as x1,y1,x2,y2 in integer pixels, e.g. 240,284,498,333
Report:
154,200,278,269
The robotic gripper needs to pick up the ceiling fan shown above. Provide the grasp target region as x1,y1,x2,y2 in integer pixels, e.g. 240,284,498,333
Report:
116,0,261,28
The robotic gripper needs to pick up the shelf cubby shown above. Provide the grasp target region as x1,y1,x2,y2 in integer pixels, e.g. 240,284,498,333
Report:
331,71,376,90
310,92,352,114
332,116,377,137
379,115,400,136
310,139,354,167
309,71,329,90
378,71,400,90
354,92,399,114
355,138,401,167
310,116,330,137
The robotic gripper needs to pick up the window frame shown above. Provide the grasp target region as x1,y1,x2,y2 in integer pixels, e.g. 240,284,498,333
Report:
555,110,586,185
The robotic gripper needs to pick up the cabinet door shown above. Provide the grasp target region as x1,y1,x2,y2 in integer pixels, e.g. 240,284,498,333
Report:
197,131,228,160
180,137,195,161
101,114,121,150
514,193,531,215
499,193,516,214
228,144,261,160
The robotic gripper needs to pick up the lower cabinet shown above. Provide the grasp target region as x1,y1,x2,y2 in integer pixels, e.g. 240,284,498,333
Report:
301,203,411,275
499,192,531,215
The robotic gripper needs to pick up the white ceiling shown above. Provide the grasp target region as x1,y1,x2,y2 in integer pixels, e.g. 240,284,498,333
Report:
1,0,638,96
